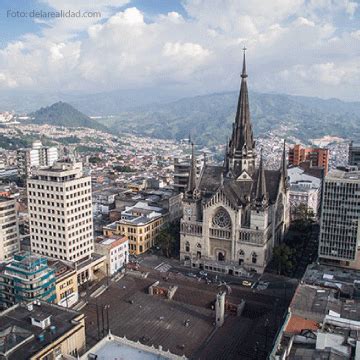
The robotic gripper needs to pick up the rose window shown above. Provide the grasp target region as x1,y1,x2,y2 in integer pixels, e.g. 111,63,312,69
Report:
212,209,231,229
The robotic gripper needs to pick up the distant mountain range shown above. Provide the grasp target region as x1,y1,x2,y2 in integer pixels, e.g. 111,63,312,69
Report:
8,89,360,147
93,91,360,146
28,102,108,132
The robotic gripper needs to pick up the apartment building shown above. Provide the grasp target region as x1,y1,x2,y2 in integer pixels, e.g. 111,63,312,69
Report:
17,140,58,178
288,166,322,218
27,161,94,263
319,167,360,269
0,251,56,308
0,196,19,262
103,202,164,255
95,235,128,275
288,144,329,175
49,260,79,308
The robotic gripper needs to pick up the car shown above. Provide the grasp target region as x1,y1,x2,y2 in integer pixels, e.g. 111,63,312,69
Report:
186,272,197,278
242,280,252,287
199,271,208,277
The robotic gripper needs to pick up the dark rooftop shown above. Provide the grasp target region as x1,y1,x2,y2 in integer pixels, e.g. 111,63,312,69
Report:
0,302,83,360
82,271,295,360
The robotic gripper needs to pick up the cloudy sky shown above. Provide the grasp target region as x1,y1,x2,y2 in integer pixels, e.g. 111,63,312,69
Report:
0,0,359,101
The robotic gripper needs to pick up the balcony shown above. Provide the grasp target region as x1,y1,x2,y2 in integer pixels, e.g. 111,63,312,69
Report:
209,228,231,240
238,226,271,246
181,221,203,236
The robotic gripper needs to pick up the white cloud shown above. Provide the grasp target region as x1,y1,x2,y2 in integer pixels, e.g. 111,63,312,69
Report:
0,0,358,100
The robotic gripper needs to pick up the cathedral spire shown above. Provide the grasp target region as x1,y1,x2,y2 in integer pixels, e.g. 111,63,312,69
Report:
255,149,267,205
233,47,253,152
241,46,247,79
187,142,196,194
226,47,256,177
224,138,229,172
281,140,288,187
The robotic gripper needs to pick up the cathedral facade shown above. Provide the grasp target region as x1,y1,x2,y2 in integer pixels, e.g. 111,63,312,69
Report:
180,51,290,274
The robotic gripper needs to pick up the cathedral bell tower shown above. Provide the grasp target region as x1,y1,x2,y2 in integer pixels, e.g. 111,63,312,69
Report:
250,149,269,231
225,48,256,179
184,143,200,222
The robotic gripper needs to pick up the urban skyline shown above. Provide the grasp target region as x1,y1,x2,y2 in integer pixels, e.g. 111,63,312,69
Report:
0,1,360,360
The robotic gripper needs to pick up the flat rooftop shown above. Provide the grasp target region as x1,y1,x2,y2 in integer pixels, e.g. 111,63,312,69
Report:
81,335,182,360
0,302,83,360
82,271,295,360
95,235,127,246
327,168,360,180
290,283,360,322
303,263,360,297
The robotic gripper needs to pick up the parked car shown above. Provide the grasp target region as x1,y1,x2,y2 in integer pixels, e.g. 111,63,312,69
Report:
242,280,252,287
186,272,197,278
199,271,208,277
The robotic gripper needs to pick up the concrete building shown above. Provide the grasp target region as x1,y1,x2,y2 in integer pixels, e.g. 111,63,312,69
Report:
49,260,79,308
95,235,128,275
17,140,58,178
114,188,182,222
288,144,329,175
78,333,185,360
0,301,86,359
103,202,164,255
319,167,360,269
288,167,322,218
27,161,94,263
180,51,290,274
349,141,360,166
0,251,56,308
0,196,20,262
93,188,119,215
173,153,205,194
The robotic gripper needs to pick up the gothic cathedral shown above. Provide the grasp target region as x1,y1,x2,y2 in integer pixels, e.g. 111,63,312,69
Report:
180,50,290,274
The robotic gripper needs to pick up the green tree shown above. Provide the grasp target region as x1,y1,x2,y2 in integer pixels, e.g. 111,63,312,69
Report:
156,221,180,258
292,203,315,233
113,165,134,173
273,244,294,275
88,156,102,164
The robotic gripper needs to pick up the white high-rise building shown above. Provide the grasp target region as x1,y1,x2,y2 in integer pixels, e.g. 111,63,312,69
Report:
0,197,20,262
17,140,59,178
27,161,94,263
319,167,360,269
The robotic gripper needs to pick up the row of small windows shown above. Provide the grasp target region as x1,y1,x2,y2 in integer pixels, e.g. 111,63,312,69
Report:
29,196,91,207
28,182,91,191
34,246,93,261
28,189,90,198
29,205,91,217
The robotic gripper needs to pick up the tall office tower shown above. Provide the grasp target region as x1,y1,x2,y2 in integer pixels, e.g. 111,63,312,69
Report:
349,141,360,166
319,167,360,269
0,196,20,262
17,140,59,178
27,161,94,263
288,144,329,175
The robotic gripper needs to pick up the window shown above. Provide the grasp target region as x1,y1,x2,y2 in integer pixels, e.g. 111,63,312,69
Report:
252,252,257,264
185,241,190,252
212,208,231,229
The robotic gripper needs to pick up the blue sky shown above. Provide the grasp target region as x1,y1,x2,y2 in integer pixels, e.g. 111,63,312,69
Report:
0,0,359,101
